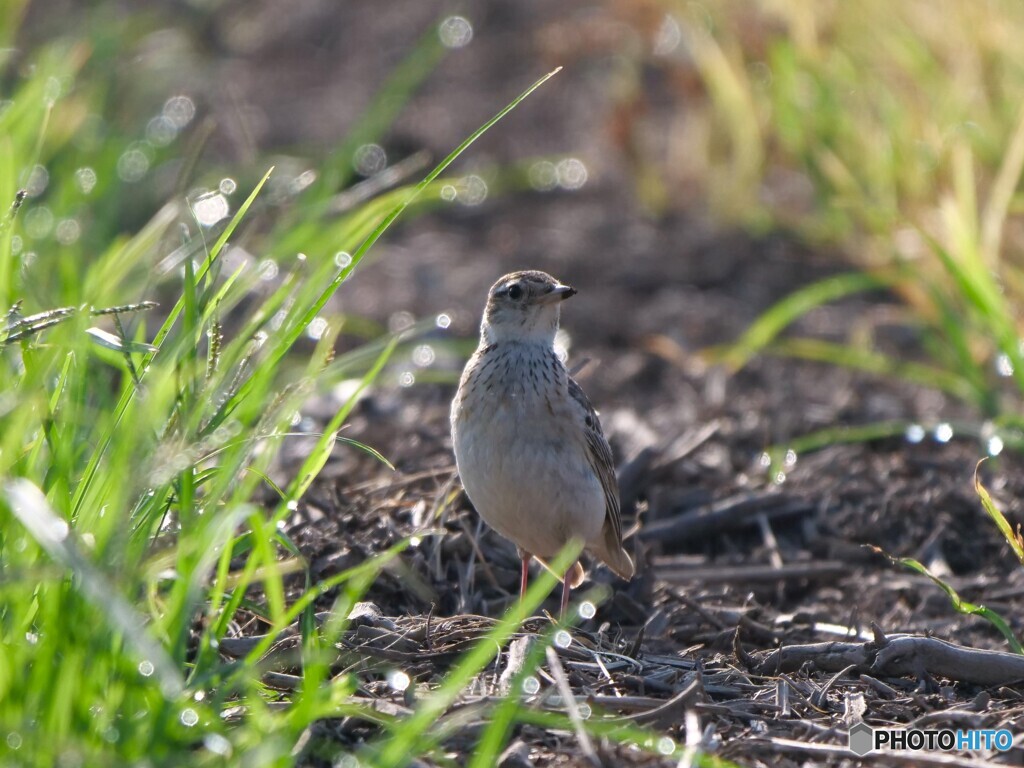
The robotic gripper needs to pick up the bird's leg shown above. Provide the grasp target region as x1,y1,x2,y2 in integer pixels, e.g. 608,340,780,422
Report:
519,551,530,601
560,565,573,618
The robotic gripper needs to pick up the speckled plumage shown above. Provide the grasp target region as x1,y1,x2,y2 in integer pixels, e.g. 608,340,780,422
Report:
451,271,634,613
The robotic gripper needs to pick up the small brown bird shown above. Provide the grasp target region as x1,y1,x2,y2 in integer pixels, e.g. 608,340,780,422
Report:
450,270,634,616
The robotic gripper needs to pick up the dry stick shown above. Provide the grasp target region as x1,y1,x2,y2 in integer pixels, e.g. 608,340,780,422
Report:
641,491,814,543
457,515,503,592
545,646,600,767
600,675,703,726
753,634,1024,686
656,561,848,584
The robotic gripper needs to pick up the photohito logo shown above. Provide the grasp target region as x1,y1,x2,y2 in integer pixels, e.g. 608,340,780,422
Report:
848,723,1013,756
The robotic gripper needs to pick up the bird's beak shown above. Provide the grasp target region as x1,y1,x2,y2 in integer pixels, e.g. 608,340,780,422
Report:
539,283,577,304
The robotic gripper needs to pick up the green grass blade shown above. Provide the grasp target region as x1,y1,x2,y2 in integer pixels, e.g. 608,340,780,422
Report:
762,420,911,475
69,168,273,522
4,479,185,696
714,271,890,371
284,337,398,504
873,545,1024,654
975,460,1024,567
766,337,980,403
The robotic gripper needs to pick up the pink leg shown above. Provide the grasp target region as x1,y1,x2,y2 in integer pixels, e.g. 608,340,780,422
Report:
560,574,571,618
520,554,530,601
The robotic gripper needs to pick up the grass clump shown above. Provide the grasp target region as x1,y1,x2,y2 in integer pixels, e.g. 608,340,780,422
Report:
651,1,1024,455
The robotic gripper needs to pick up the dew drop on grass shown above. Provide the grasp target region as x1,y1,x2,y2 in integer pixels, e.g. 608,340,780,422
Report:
578,601,596,620
117,147,150,182
287,500,299,512
257,259,278,281
24,207,53,239
75,167,97,194
783,449,797,468
193,690,206,701
577,703,592,720
388,311,414,333
773,471,786,485
458,175,488,206
996,353,1014,377
180,708,199,727
905,424,925,443
522,676,541,695
353,143,387,176
556,158,588,190
307,317,329,340
386,670,410,692
758,452,772,469
435,313,451,329
203,733,231,756
22,164,48,196
163,95,196,128
440,184,457,202
335,251,352,268
55,219,81,245
438,16,473,48
192,192,230,227
138,660,155,677
413,344,435,367
410,535,422,547
43,76,62,106
291,169,317,193
554,630,572,649
398,371,415,388
146,115,178,146
528,161,558,191
988,436,1004,456
219,178,237,195
657,736,676,755
934,423,953,443
6,732,22,750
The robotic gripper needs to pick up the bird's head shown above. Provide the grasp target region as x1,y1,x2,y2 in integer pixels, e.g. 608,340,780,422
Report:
480,270,576,345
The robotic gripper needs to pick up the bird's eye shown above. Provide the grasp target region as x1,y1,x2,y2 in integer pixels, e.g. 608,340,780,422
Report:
506,284,523,300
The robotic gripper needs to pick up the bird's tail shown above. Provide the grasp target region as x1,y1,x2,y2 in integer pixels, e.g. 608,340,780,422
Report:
597,522,635,581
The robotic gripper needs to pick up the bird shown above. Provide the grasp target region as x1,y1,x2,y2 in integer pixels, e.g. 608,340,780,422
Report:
450,270,635,617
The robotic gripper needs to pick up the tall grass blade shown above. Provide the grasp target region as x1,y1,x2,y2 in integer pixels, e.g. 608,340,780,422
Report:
4,479,185,696
715,272,889,370
975,460,1024,568
872,545,1023,654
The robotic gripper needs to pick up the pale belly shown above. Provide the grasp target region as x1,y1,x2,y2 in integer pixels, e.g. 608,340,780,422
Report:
453,395,606,559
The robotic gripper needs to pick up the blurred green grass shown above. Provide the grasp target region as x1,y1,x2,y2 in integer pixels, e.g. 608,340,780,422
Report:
646,0,1024,456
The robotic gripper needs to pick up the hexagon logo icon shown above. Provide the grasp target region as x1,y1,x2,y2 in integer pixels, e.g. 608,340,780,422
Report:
848,722,874,756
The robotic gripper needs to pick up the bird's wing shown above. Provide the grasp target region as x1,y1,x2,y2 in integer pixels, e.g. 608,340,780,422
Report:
567,375,622,544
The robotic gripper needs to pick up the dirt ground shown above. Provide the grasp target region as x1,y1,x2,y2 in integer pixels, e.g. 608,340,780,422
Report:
35,0,1024,764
